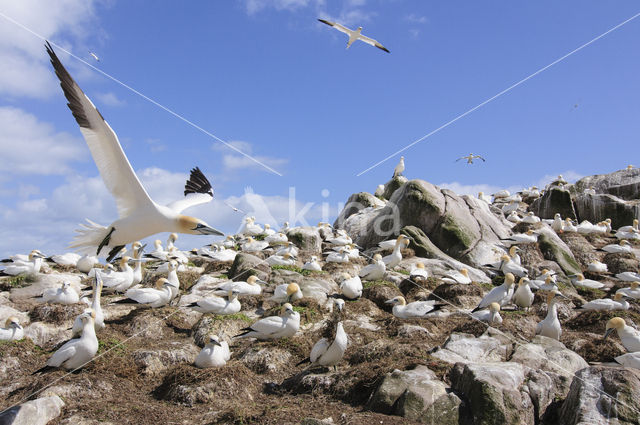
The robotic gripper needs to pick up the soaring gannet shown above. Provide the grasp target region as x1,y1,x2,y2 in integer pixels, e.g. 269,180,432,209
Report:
339,273,363,300
385,296,443,319
194,334,231,368
0,317,24,341
604,317,640,352
536,291,565,340
34,310,99,373
471,302,502,325
235,303,300,340
46,43,223,262
318,19,390,53
187,290,241,315
456,153,486,164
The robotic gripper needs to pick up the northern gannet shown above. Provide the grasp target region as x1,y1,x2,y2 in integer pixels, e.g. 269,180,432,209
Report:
275,242,299,257
477,192,492,203
506,211,521,223
551,213,564,233
166,233,178,251
358,254,385,281
492,189,510,200
265,232,288,245
318,19,390,53
271,282,303,304
48,252,81,266
456,153,485,164
130,242,144,285
382,235,410,268
326,248,350,264
46,43,223,262
577,293,630,311
393,156,404,177
204,246,237,262
617,282,640,299
604,317,640,352
40,282,79,305
0,250,45,276
73,273,105,336
213,275,266,296
188,290,241,315
535,291,565,340
235,303,300,340
472,273,515,312
339,273,363,300
563,218,577,233
442,268,471,285
89,51,100,62
34,309,99,373
101,256,136,293
76,254,99,274
470,302,502,325
586,260,608,273
385,296,443,319
498,255,528,278
513,277,534,310
599,240,632,254
618,219,639,234
500,230,538,246
262,224,276,236
165,260,180,299
522,212,541,224
194,334,231,368
409,263,428,280
266,252,296,267
241,237,269,253
614,352,640,369
501,201,520,215
114,278,173,308
299,321,348,370
616,272,640,282
569,274,605,289
0,317,24,341
302,256,322,272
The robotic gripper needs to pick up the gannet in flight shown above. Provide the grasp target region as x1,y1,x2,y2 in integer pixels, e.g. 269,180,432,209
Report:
318,19,390,53
456,153,486,164
89,51,100,62
46,43,223,262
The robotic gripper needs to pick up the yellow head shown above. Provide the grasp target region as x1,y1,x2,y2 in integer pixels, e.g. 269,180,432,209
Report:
177,215,223,236
416,263,425,269
286,283,300,297
606,317,626,332
156,278,170,289
5,316,20,328
504,273,515,285
489,302,500,313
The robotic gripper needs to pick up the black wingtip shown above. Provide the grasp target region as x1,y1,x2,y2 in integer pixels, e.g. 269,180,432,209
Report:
32,365,56,375
186,302,198,308
318,18,331,25
184,167,213,197
296,357,311,367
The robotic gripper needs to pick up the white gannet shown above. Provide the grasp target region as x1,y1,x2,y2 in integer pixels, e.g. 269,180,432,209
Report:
583,186,596,195
513,277,534,310
166,233,178,251
442,268,472,285
326,248,350,264
616,229,640,240
617,282,640,299
40,282,79,305
271,282,303,304
266,252,296,267
506,211,522,224
499,255,528,278
145,240,168,261
301,321,348,370
570,274,605,289
0,317,24,341
262,224,276,237
604,317,640,352
241,237,269,253
276,242,299,257
473,273,516,312
577,220,596,234
302,256,322,272
522,212,541,224
265,232,288,245
587,260,608,273
378,235,406,250
392,156,405,177
163,260,180,300
374,184,385,198
187,290,241,315
46,44,223,262
477,192,492,204
563,218,578,233
551,214,564,233
500,230,538,246
508,246,522,265
101,256,136,293
382,235,410,268
385,296,442,319
409,262,429,280
339,273,362,300
492,189,510,201
280,221,290,233
0,250,45,276
326,232,352,247
73,272,104,336
533,275,559,292
616,272,640,282
34,310,99,373
358,254,385,281
49,252,81,266
213,275,266,296
599,240,632,254
618,219,639,234
235,303,300,340
194,334,231,368
535,291,565,340
614,352,640,369
114,278,173,308
456,153,486,164
76,254,99,274
318,18,390,52
222,235,237,249
577,293,630,311
471,302,502,325
501,201,520,215
130,242,144,285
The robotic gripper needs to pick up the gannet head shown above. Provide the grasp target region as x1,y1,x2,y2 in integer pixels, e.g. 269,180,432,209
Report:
286,283,300,299
247,275,267,286
509,246,519,256
613,292,628,302
281,303,295,316
604,317,626,339
630,282,640,289
546,290,565,304
489,302,500,313
207,334,222,346
80,308,96,323
627,165,634,170
504,273,515,286
5,316,22,330
416,263,425,269
460,268,469,277
62,282,71,290
155,277,171,289
178,215,224,236
154,240,162,249
518,277,529,287
500,254,511,262
574,273,585,281
373,253,383,262
621,240,630,246
29,250,45,260
264,224,271,230
310,256,318,262
525,230,535,236
385,296,406,306
168,260,178,272
334,298,345,312
340,272,352,281
554,213,561,219
169,233,178,243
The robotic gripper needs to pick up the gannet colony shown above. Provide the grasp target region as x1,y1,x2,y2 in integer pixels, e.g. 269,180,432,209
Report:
1,42,640,425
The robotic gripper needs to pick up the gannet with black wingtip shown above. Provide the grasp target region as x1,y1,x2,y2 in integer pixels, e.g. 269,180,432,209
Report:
616,271,640,282
194,334,231,368
599,240,632,254
385,296,443,319
618,219,639,234
318,18,390,53
409,262,429,280
587,260,608,273
100,256,136,293
0,317,24,341
34,310,99,374
339,273,362,300
358,254,385,281
456,153,486,164
300,321,348,370
471,302,502,325
382,235,410,268
604,317,640,352
40,282,79,305
235,303,300,340
499,255,528,278
213,275,266,296
266,252,296,267
617,282,640,299
113,278,173,308
569,273,605,289
578,293,631,311
0,250,45,276
536,290,565,340
271,282,303,304
48,252,81,266
302,256,322,272
46,43,223,263
187,290,241,315
472,273,516,312
514,277,534,310
442,268,472,285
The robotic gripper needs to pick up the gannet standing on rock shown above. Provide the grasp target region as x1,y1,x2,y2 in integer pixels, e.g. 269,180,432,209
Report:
617,282,640,299
536,291,565,340
76,254,99,274
472,273,516,312
235,303,300,340
73,273,105,336
0,317,24,341
194,335,231,368
382,235,410,268
604,317,640,352
393,156,405,177
46,43,223,263
298,321,348,370
212,275,266,296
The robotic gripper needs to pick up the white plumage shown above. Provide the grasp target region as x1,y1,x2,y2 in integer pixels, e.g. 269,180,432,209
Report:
194,335,231,368
235,303,300,340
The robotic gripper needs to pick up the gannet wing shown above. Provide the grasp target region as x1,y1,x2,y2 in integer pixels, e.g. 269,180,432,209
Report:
318,19,352,36
357,34,390,53
166,167,214,213
310,338,330,363
249,316,285,335
46,42,154,218
47,339,79,367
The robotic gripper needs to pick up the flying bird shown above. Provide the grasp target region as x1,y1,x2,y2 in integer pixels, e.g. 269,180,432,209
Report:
89,51,100,62
46,42,224,262
318,19,390,53
456,153,486,164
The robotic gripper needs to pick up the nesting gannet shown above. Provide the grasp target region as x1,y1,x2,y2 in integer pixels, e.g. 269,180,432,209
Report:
578,293,631,311
616,229,640,240
586,260,608,273
266,252,296,267
409,263,429,280
533,275,559,292
188,290,241,315
477,192,491,204
501,201,520,215
614,352,640,369
617,282,640,299
76,254,99,274
302,256,322,272
221,235,237,249
280,221,290,233
456,153,485,164
194,334,231,368
326,248,350,264
300,321,348,370
570,274,605,289
618,219,639,234
385,296,442,319
616,272,640,282
241,237,269,253
522,212,541,224
101,256,136,293
235,303,300,340
604,317,640,352
504,194,523,203
206,246,237,262
551,213,564,233
262,224,276,237
535,291,565,340
326,232,352,247
339,273,363,300
0,250,45,276
40,282,79,305
500,230,538,246
265,232,288,245
271,283,303,304
472,273,516,312
374,184,385,198
46,44,223,262
213,275,266,296
318,18,390,52
563,218,577,233
0,317,24,341
114,278,173,308
358,254,386,281
498,255,528,278
577,220,597,234
492,189,510,200
276,242,299,257
382,235,410,268
130,242,145,285
34,310,99,373
393,156,404,177
145,240,168,261
49,252,81,266
507,211,522,224
513,277,534,310
442,268,472,285
166,233,178,251
471,302,502,325
599,240,632,254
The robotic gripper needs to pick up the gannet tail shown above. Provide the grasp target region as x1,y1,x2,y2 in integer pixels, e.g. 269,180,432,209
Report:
70,219,110,256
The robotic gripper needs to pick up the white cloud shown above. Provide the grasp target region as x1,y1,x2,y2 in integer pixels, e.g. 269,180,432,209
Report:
95,92,125,107
243,0,323,15
0,106,87,176
405,14,427,24
242,0,372,27
534,170,584,188
0,0,102,99
213,140,288,172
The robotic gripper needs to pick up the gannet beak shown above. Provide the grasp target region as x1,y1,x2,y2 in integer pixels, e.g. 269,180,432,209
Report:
384,299,395,304
603,328,614,340
194,224,224,236
256,279,268,285
212,340,221,346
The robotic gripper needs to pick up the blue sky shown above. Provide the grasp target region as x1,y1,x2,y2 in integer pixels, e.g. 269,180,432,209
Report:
1,0,639,257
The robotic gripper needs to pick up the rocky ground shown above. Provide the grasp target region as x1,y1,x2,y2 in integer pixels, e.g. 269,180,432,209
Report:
1,168,640,424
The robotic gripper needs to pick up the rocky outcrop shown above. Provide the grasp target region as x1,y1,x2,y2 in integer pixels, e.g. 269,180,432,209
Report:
0,396,64,425
536,225,582,275
574,193,640,229
286,227,323,252
574,167,640,200
431,332,511,364
333,192,385,229
228,252,271,281
530,186,577,220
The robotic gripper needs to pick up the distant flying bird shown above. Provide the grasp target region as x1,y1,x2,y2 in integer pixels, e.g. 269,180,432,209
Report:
89,52,100,62
46,42,224,262
456,153,486,164
318,19,390,53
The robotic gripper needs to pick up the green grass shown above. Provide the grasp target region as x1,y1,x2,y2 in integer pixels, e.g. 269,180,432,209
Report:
363,279,395,289
98,337,127,356
575,286,606,298
396,269,410,275
270,264,313,276
210,313,253,323
217,274,228,280
476,282,495,291
292,305,319,322
5,274,28,288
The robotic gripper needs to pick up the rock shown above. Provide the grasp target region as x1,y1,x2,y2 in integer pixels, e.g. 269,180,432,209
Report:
536,225,581,275
192,316,251,348
574,193,640,229
240,346,292,374
333,192,384,229
574,167,640,201
23,321,72,349
0,305,29,326
602,252,639,275
428,283,483,309
450,361,534,425
9,273,83,301
530,186,577,220
286,227,323,252
269,269,303,286
558,366,640,425
228,253,271,281
559,232,599,267
0,395,64,425
431,333,511,364
131,343,200,375
366,365,463,424
300,418,335,425
382,176,409,200
362,283,402,310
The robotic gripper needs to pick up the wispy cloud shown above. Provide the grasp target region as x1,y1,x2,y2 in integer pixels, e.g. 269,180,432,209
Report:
243,0,323,15
144,138,167,153
213,140,289,172
405,13,427,24
95,91,125,107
